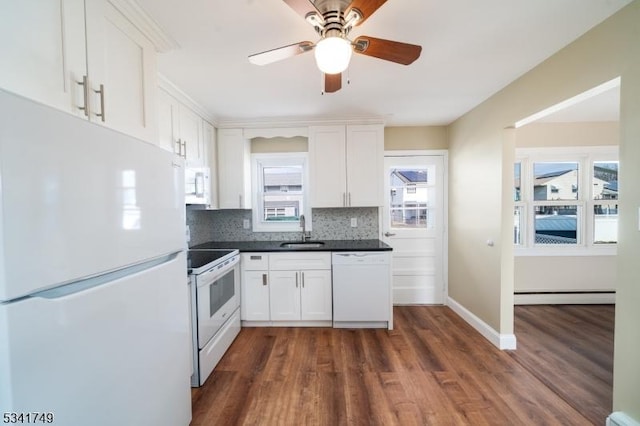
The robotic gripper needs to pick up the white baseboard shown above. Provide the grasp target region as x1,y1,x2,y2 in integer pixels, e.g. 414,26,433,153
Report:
514,292,616,305
447,297,517,350
607,411,640,426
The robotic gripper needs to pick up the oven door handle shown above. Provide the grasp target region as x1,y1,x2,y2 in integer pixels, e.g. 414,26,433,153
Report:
194,256,240,288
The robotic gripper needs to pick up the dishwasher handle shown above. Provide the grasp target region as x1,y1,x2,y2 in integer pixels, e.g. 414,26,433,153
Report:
332,252,390,265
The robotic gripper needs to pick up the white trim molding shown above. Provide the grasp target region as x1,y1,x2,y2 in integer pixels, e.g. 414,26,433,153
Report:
607,412,640,426
515,292,616,305
108,0,179,53
447,297,517,350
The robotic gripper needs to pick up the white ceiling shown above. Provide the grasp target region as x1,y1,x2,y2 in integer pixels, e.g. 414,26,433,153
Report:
134,0,631,126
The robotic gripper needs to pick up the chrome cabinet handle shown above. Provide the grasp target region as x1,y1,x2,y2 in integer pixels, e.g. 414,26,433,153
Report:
343,193,346,207
175,139,182,156
295,272,299,288
384,232,396,237
77,76,90,117
301,272,305,288
182,140,187,158
239,194,243,208
93,84,105,122
348,192,352,206
262,274,267,286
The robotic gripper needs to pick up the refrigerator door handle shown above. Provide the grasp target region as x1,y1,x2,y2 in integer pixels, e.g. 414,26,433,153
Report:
32,252,180,300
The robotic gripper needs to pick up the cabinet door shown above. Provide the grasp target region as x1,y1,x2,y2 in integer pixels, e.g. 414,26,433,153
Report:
203,121,218,209
346,125,384,207
217,128,252,209
85,0,158,143
300,270,332,321
157,89,180,154
241,271,270,321
309,125,347,207
179,105,204,167
0,0,86,116
269,271,300,321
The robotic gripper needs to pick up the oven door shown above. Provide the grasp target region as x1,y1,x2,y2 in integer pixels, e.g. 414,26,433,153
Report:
195,256,239,349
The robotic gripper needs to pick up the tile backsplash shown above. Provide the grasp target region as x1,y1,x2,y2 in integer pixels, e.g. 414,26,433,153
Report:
186,207,380,247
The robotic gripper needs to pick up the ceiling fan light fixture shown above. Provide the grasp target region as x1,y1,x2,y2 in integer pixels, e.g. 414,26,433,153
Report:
314,36,352,74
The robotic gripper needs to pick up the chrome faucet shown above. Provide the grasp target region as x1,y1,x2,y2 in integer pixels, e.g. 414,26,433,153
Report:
300,214,309,242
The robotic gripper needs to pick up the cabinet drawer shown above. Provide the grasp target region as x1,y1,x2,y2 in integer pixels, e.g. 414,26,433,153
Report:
269,253,331,271
241,253,269,270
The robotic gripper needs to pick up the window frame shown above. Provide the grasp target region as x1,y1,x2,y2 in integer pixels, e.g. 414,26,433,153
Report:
251,152,311,233
515,146,618,256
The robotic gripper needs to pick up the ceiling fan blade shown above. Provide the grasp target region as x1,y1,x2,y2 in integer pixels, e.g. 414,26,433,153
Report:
324,73,342,93
283,0,321,19
345,0,387,25
248,41,314,66
353,36,422,65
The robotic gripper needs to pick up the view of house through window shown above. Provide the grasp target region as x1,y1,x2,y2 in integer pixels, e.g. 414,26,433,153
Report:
252,153,310,232
389,167,432,229
261,165,303,221
514,149,618,250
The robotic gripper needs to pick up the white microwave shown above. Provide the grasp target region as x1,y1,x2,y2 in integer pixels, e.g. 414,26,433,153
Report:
185,167,211,205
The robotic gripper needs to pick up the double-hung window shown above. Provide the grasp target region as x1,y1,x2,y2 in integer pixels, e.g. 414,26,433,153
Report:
514,146,618,254
251,153,311,232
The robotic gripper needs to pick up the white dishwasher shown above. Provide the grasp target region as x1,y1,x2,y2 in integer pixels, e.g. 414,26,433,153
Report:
332,251,392,330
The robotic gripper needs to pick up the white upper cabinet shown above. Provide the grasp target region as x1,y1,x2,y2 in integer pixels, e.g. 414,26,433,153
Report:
309,126,347,207
309,124,384,207
157,88,180,154
84,0,157,142
217,128,252,209
203,120,218,209
0,0,158,143
0,0,87,115
178,105,205,167
156,87,208,167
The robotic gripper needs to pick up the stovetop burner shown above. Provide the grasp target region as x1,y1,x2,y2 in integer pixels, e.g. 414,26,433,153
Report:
187,249,238,273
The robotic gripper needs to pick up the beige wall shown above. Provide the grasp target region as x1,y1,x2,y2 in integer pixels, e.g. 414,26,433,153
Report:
514,256,616,292
384,126,447,150
447,1,639,417
516,121,619,148
251,136,308,153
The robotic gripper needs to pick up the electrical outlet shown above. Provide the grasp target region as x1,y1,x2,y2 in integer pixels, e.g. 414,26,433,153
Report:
243,219,250,229
350,218,357,227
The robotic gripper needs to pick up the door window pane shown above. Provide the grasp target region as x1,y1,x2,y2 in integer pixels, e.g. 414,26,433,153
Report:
389,168,431,229
533,162,579,201
593,161,618,200
534,205,578,244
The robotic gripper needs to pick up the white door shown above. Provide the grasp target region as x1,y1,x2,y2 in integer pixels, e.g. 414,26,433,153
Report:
383,155,446,304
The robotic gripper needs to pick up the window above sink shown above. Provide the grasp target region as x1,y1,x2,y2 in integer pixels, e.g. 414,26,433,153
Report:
251,153,312,233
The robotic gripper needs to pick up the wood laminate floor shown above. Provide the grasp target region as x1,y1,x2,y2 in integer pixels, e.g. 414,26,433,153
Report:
190,305,614,425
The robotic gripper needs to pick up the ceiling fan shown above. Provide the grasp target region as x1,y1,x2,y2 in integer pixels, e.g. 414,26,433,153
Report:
248,0,422,93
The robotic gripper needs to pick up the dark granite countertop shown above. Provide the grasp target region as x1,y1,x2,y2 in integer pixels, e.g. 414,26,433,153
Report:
190,239,392,252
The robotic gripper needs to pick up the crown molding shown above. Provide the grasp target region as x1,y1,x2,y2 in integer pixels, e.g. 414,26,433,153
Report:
217,116,386,129
108,0,179,53
158,74,215,123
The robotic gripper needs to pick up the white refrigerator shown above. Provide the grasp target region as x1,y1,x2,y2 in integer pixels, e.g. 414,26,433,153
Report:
0,90,192,426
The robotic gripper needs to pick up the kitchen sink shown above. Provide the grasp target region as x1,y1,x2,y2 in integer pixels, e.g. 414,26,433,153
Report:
280,241,325,249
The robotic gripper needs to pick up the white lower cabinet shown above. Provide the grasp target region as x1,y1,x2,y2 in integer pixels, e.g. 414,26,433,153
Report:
240,252,332,325
269,269,332,321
